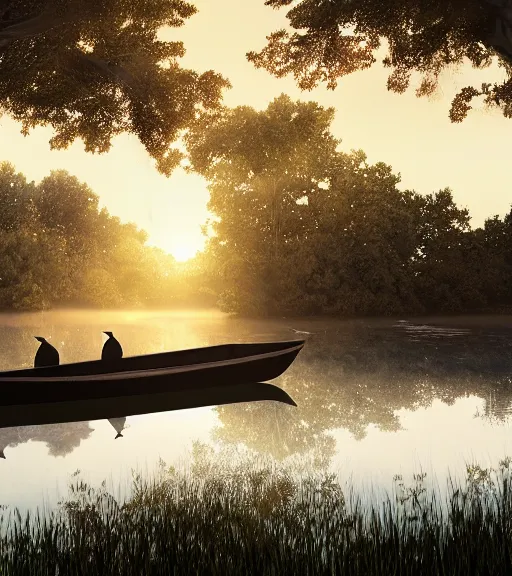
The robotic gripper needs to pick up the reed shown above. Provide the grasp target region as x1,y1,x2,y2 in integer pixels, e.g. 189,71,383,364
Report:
0,447,511,575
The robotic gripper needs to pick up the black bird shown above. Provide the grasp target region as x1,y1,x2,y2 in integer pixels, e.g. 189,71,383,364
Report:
34,337,60,368
102,331,123,361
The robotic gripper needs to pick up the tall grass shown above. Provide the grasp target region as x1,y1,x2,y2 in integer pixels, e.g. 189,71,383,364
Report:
1,444,512,575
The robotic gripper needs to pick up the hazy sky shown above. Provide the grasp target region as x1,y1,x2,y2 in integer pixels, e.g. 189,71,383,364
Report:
0,0,510,260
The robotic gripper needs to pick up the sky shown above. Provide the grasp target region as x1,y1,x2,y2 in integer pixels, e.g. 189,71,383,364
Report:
0,0,510,261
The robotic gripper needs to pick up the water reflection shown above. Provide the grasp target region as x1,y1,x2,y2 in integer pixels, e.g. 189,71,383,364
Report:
213,319,512,462
0,422,93,459
109,418,127,439
0,311,511,510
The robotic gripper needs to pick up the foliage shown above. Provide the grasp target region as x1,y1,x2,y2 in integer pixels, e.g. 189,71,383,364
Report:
186,94,342,315
0,0,229,175
249,0,512,122
2,94,511,317
0,161,202,310
188,96,512,317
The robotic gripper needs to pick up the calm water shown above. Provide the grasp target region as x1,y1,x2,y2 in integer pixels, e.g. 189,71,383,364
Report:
1,309,512,511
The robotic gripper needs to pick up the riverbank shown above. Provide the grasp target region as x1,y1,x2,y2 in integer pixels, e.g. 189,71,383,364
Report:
0,452,510,575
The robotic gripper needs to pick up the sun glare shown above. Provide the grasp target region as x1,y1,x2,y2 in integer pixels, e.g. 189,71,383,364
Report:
171,243,200,262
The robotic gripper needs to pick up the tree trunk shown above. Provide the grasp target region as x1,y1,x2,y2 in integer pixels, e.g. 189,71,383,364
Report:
271,177,281,262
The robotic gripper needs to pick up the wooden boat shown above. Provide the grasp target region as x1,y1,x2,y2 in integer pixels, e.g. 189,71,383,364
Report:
1,339,305,378
0,340,304,428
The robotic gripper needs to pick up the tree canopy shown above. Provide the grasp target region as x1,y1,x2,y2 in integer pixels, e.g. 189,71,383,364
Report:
249,0,512,122
4,0,512,172
187,96,512,316
0,0,229,174
186,94,341,313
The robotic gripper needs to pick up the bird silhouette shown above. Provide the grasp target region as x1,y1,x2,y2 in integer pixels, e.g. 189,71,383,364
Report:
102,331,123,361
34,337,60,368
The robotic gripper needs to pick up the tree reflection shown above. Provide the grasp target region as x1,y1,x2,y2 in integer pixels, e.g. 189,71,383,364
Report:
0,422,93,458
213,322,512,462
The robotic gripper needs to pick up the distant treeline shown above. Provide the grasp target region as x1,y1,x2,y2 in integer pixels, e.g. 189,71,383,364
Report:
3,95,512,316
0,162,207,310
188,95,512,317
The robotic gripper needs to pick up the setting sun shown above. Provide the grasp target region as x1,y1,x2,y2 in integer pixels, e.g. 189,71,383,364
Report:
169,242,201,262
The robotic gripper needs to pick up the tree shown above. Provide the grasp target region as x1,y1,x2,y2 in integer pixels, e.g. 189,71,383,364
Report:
186,94,341,314
249,0,512,122
0,165,72,309
187,96,426,315
302,151,422,315
34,171,99,250
410,188,482,312
478,208,512,307
0,225,71,309
0,161,36,231
0,0,229,174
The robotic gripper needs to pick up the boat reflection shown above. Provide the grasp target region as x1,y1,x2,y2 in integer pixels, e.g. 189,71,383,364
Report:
0,381,296,459
0,381,296,430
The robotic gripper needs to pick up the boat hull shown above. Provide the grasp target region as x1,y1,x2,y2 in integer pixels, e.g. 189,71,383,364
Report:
0,382,296,429
0,343,304,408
1,339,305,378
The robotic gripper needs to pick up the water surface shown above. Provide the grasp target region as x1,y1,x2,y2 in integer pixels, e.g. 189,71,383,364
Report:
1,310,511,511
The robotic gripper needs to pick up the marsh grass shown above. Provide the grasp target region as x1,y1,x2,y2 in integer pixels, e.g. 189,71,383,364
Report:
1,444,512,575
